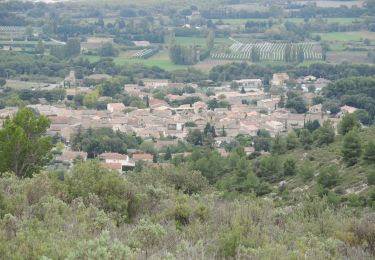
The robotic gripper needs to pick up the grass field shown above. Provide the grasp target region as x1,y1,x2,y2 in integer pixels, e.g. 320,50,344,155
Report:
212,17,364,25
0,40,62,46
175,37,231,47
81,50,190,71
318,31,375,42
326,51,371,64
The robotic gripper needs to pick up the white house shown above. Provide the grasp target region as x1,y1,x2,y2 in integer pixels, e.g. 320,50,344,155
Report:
233,79,263,91
107,103,126,113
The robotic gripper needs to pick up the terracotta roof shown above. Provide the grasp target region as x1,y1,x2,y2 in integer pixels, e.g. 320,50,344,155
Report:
99,152,128,160
132,153,153,160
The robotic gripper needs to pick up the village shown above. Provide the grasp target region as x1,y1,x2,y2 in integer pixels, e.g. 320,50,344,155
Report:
0,69,357,173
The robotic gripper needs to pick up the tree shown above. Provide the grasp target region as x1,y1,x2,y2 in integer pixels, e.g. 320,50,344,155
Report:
299,161,314,182
363,140,375,164
338,113,361,135
0,78,6,87
35,40,44,54
286,131,299,150
64,38,81,58
278,94,285,108
206,30,215,51
318,164,340,188
186,129,204,146
164,147,172,160
169,44,197,65
0,108,52,178
251,47,260,62
98,43,119,57
297,46,304,63
342,129,362,166
283,157,297,176
271,135,287,155
314,120,335,146
299,129,313,149
284,44,292,62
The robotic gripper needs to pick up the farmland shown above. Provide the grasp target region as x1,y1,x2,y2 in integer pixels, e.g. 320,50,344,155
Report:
211,39,323,61
212,17,365,26
317,31,375,42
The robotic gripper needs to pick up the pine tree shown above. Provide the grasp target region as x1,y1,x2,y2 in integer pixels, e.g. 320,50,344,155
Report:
164,147,172,161
342,129,362,166
363,140,375,163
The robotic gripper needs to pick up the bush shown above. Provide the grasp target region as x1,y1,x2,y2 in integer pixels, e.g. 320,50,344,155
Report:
318,164,340,188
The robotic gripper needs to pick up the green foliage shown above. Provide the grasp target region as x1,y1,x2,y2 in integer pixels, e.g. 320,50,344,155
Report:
363,140,375,164
255,155,282,182
271,135,287,155
0,108,52,178
285,91,307,113
70,127,141,156
299,161,314,182
64,161,138,224
318,164,340,188
131,218,165,257
283,157,297,176
299,128,313,149
314,120,335,147
286,131,299,150
98,43,119,57
367,171,375,185
339,113,361,136
169,44,197,65
341,129,362,166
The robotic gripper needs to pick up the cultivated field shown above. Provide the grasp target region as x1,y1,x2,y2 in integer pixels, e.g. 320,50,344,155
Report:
211,39,323,61
326,51,372,64
212,17,364,25
318,31,375,42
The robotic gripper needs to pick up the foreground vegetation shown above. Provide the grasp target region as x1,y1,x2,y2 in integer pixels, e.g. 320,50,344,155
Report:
0,160,374,259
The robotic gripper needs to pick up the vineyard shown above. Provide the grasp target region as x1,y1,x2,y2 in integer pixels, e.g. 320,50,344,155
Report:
211,39,323,61
131,48,159,59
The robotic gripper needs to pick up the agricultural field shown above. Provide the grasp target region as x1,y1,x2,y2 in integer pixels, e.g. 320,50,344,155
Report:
295,0,364,8
174,36,231,47
211,39,322,61
131,48,159,59
326,51,372,64
318,31,375,42
212,17,364,26
80,50,189,71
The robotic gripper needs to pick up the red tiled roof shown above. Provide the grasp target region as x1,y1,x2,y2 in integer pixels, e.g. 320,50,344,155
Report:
132,153,153,160
99,152,128,160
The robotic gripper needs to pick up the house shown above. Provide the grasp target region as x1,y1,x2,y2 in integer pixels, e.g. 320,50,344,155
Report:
239,121,259,136
309,104,323,114
132,41,151,47
143,79,169,89
265,120,286,135
85,37,114,49
257,97,280,112
340,105,358,114
193,101,207,114
149,98,170,109
107,103,125,113
132,153,154,162
99,152,135,172
56,149,87,167
271,73,289,86
233,79,263,91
